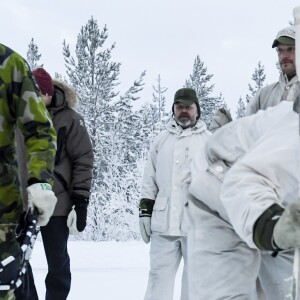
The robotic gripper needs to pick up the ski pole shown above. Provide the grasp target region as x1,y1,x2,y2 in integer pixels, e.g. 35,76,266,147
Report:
292,6,300,300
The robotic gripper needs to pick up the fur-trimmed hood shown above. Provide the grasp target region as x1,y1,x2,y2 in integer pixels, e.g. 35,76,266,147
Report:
52,78,79,109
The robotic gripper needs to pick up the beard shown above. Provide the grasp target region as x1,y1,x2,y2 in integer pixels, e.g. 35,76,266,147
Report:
175,114,197,129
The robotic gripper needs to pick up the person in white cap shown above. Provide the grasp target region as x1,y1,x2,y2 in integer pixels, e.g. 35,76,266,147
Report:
246,26,299,115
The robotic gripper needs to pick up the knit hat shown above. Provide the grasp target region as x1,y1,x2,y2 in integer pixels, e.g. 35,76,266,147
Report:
272,26,296,48
32,68,54,96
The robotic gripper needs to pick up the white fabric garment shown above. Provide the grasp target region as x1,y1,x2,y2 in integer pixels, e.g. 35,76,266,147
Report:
141,117,210,300
188,101,297,299
220,101,299,248
188,172,293,300
245,73,299,115
144,234,188,300
188,196,260,300
141,118,211,236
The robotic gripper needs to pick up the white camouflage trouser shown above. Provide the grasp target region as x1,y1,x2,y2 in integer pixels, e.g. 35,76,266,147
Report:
259,250,294,300
188,196,260,300
187,195,294,300
144,233,188,300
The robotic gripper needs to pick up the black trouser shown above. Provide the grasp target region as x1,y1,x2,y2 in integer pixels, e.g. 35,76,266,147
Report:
16,216,71,300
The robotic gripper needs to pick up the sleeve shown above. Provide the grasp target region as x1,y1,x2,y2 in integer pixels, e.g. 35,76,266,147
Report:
205,111,265,166
14,55,57,185
245,89,263,116
140,137,160,201
220,105,298,249
65,113,94,200
220,157,280,249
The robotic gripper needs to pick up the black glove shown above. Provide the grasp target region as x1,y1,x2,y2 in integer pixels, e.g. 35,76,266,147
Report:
72,194,89,232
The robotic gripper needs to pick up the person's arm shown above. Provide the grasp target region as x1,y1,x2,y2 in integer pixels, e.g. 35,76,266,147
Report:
12,54,57,226
208,108,232,133
140,137,160,200
15,60,56,184
245,89,263,116
220,104,298,249
138,136,161,243
65,113,93,233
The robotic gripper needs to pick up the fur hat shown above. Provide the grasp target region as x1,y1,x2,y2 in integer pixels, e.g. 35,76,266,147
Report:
32,68,54,96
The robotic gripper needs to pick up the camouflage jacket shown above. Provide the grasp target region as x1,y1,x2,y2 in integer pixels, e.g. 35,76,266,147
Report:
0,43,56,221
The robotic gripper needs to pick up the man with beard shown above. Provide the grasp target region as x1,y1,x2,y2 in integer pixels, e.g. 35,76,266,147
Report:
139,88,211,300
246,25,299,115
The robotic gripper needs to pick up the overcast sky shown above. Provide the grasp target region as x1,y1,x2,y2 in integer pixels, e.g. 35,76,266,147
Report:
1,0,299,114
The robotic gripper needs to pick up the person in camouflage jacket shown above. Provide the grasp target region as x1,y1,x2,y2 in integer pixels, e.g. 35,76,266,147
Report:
0,44,57,300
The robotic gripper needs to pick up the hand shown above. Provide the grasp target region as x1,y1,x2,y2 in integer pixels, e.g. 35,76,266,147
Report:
67,194,88,234
139,198,155,244
139,217,151,244
27,183,57,226
209,107,232,133
273,199,300,249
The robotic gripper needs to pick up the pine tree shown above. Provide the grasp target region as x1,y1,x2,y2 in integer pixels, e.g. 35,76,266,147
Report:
245,61,266,103
26,38,43,70
62,17,145,241
236,61,266,117
152,74,168,123
185,55,224,126
136,75,169,160
236,97,246,118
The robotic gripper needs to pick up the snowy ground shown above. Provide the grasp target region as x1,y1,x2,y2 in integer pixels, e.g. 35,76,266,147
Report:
31,240,183,299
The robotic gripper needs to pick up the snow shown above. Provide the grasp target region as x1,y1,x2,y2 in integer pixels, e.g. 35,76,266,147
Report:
31,240,183,299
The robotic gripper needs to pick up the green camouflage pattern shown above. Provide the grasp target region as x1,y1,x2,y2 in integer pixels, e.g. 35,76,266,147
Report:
0,290,14,300
0,44,56,223
0,225,20,300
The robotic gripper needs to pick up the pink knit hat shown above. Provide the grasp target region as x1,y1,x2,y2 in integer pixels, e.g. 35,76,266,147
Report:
32,68,54,96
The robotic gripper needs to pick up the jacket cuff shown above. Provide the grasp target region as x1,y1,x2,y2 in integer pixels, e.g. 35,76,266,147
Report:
139,198,155,217
253,203,284,251
72,193,89,207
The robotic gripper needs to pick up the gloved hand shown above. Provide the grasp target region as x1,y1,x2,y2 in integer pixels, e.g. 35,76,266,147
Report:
209,107,232,133
139,198,155,244
27,183,57,226
67,194,88,235
273,199,300,249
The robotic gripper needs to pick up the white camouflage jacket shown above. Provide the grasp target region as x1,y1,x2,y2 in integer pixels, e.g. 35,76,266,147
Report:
194,101,299,249
245,73,299,115
141,118,211,236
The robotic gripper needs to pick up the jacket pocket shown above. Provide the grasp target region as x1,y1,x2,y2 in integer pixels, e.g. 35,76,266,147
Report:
151,196,168,233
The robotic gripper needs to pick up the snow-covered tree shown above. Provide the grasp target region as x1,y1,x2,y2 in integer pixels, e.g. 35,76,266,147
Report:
245,61,266,103
236,61,266,117
152,74,168,123
136,75,169,159
63,16,145,241
26,38,43,70
185,55,224,126
236,97,246,118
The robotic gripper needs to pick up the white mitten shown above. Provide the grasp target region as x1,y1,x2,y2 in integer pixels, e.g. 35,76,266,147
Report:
139,217,151,244
27,183,57,226
273,199,300,249
209,108,232,133
67,206,80,235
